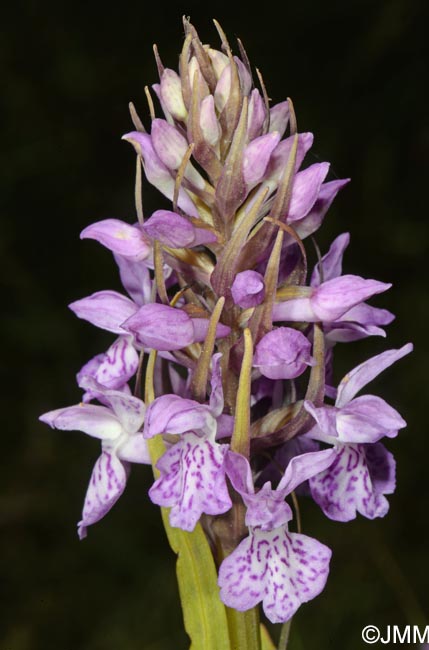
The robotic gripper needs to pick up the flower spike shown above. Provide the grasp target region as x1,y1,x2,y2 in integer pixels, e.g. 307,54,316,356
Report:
39,19,412,642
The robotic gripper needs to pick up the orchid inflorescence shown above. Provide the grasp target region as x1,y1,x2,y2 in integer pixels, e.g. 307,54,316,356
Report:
40,18,412,630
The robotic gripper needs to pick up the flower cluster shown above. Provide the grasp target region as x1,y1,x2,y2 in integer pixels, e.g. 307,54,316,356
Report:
40,19,412,625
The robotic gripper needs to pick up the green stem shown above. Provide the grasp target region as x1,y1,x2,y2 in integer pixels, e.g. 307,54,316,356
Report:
226,605,261,650
278,619,292,650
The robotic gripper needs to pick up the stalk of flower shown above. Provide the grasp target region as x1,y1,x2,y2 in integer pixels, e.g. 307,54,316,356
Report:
39,17,413,649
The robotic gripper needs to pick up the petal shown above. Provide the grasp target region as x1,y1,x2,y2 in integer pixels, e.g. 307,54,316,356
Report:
247,89,267,140
143,394,216,438
339,303,395,327
294,178,350,240
303,402,338,440
207,48,229,78
243,132,281,189
365,442,396,496
167,363,189,397
278,448,338,494
78,336,139,391
311,275,391,322
151,82,170,120
39,404,122,439
143,212,216,248
191,318,231,343
309,443,392,521
235,56,252,96
122,132,199,218
216,414,234,439
310,232,350,287
336,343,413,407
272,298,316,323
114,253,153,306
190,224,218,246
159,68,187,121
267,133,314,181
151,119,189,170
117,433,151,464
143,209,195,248
253,328,313,380
250,375,284,406
122,304,195,351
100,390,146,434
200,95,221,146
78,452,128,539
214,63,231,111
225,451,255,496
77,352,105,393
231,270,265,309
336,395,406,443
79,376,132,406
69,290,138,334
243,485,294,530
325,322,388,343
80,219,151,260
225,453,293,530
288,163,330,222
258,436,320,488
218,527,331,623
269,101,290,138
209,352,225,417
149,433,232,531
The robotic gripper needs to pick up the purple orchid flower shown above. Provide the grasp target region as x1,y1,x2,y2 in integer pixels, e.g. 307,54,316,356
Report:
81,219,176,304
273,274,391,324
122,131,200,218
143,354,233,530
82,212,216,273
122,303,230,352
218,449,335,623
40,387,149,538
304,343,413,521
310,233,395,340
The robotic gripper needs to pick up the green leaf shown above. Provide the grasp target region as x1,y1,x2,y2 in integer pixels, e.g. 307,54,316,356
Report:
161,508,231,650
260,624,276,650
148,433,231,650
146,349,257,650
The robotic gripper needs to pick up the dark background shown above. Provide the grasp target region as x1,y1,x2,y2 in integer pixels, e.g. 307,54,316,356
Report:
1,1,427,648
